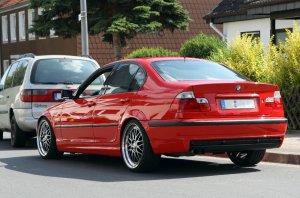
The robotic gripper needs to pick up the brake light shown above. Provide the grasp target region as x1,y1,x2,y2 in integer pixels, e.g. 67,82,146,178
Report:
20,89,60,102
265,91,283,108
171,91,211,112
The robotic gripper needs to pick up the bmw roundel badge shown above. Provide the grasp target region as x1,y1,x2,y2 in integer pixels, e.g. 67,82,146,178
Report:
236,85,241,92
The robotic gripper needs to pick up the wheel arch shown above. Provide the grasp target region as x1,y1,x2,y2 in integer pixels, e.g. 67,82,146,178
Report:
119,117,139,141
119,117,152,147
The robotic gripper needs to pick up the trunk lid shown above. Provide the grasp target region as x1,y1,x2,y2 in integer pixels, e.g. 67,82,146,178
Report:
191,81,279,117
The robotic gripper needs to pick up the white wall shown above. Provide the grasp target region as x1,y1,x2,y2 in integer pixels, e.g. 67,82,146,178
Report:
223,18,300,45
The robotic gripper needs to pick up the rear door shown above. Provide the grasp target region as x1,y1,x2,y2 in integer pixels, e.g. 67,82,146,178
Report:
0,62,21,129
93,63,147,144
0,65,13,128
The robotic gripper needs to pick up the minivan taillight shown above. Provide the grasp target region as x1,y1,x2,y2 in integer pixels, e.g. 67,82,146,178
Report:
171,91,211,113
20,89,58,102
265,91,283,108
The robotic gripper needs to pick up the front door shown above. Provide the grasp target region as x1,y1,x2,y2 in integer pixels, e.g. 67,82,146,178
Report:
59,65,114,147
60,98,96,146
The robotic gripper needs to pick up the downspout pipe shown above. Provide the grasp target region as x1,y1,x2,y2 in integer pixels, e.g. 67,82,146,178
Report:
209,21,226,41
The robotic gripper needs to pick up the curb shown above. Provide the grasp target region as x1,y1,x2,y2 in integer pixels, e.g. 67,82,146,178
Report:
205,152,300,166
263,152,300,165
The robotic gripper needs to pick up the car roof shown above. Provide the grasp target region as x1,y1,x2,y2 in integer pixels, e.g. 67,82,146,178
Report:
106,57,206,66
18,55,94,61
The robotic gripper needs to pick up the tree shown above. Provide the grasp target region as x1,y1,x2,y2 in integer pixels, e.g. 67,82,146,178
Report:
30,0,190,60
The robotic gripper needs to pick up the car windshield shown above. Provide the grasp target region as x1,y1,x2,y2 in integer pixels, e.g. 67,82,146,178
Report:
31,58,99,84
152,60,248,82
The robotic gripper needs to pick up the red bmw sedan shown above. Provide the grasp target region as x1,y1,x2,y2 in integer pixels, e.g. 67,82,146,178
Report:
36,57,287,172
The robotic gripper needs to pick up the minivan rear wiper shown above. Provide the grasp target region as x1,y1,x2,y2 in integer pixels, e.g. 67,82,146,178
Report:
62,81,74,85
37,82,59,85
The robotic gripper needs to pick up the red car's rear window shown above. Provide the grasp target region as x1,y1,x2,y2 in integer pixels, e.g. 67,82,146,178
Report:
152,60,248,82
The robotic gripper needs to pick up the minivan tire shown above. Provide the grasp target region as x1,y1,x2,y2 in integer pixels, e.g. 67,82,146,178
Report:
10,115,26,147
0,130,3,140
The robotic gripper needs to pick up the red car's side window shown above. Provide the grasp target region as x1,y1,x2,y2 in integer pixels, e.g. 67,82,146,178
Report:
104,63,146,95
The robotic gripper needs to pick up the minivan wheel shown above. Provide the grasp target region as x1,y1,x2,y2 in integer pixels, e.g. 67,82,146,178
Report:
10,115,26,147
227,150,266,167
37,118,63,159
121,120,160,172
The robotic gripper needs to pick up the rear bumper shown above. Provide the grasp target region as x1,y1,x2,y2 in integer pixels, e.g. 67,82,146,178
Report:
190,137,282,153
145,118,287,155
13,109,37,132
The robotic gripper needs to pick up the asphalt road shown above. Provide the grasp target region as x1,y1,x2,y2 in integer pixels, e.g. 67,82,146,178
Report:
1,132,300,198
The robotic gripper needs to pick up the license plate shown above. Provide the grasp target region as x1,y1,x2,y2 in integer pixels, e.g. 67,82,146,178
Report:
221,99,255,110
54,93,62,101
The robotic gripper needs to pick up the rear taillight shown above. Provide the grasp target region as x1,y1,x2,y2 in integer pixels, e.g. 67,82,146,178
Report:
20,89,33,102
20,89,60,102
265,91,283,108
171,91,211,113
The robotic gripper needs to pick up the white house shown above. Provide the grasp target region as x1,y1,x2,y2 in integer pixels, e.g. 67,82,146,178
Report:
205,0,300,45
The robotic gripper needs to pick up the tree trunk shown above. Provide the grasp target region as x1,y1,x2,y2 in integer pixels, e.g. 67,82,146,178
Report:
112,32,122,60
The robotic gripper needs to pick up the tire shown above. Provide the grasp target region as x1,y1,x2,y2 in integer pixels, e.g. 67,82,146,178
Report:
10,115,26,147
121,120,160,172
37,118,63,159
26,132,36,140
227,150,266,167
0,130,3,141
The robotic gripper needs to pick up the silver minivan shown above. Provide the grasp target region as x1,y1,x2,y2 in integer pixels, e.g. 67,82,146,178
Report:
0,54,100,147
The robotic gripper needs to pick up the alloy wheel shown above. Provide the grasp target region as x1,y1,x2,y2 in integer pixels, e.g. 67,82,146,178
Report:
37,120,51,156
122,124,144,169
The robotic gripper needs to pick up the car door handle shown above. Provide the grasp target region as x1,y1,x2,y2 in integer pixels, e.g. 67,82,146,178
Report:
87,101,96,107
120,98,130,103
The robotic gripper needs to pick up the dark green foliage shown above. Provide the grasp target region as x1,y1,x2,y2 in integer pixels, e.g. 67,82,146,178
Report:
180,34,225,59
30,0,190,59
125,47,179,59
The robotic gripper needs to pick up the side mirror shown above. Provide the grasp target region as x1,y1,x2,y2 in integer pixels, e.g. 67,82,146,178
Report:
0,84,4,91
61,89,73,100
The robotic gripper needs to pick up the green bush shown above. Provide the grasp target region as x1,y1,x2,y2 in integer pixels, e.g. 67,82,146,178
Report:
274,25,300,89
210,24,300,90
210,34,267,82
125,47,179,59
180,33,226,59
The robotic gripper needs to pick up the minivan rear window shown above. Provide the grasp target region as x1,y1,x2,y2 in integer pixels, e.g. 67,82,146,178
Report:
31,58,98,84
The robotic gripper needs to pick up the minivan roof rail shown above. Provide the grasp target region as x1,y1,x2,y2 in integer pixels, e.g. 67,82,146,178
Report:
19,53,36,59
81,55,93,59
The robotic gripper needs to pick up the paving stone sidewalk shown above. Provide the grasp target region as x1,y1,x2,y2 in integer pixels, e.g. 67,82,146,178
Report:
264,131,300,165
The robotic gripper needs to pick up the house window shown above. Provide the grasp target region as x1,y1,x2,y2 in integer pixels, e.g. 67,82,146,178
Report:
10,14,17,42
2,15,8,43
28,9,36,40
50,28,58,38
18,11,26,41
241,31,260,40
38,8,46,39
275,28,292,45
